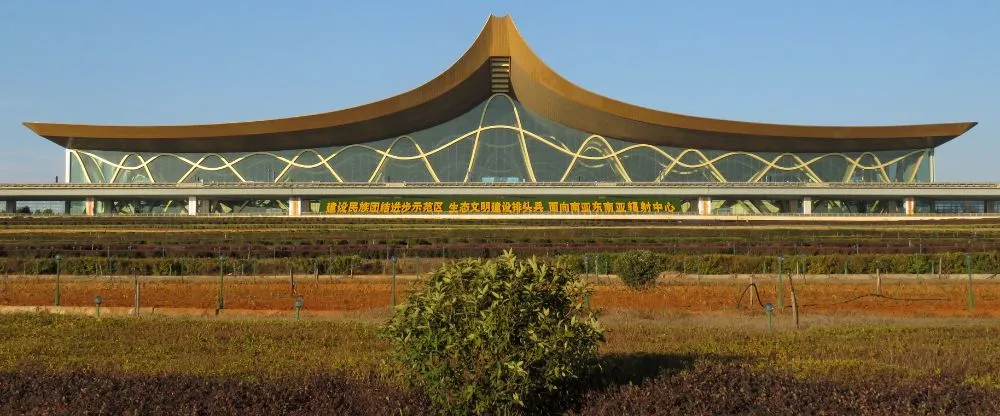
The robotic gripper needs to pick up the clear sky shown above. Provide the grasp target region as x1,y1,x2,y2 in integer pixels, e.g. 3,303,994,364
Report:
1,0,996,182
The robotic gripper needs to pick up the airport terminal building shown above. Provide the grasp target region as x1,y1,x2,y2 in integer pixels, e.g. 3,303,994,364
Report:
17,16,980,216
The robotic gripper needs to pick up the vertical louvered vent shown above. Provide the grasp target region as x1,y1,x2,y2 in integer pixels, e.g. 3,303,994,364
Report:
490,57,511,93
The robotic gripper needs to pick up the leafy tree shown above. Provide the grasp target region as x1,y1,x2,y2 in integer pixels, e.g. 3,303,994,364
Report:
384,250,603,415
615,250,661,290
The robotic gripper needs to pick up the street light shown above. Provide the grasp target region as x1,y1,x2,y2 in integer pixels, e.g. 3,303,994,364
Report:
294,297,303,320
966,253,974,311
55,255,62,306
217,255,226,310
776,255,784,312
391,256,398,307
94,295,103,318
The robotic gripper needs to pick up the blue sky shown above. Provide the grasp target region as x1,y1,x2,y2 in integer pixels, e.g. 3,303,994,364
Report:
1,0,996,182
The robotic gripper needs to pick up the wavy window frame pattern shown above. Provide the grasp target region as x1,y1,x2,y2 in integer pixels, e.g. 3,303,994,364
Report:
68,94,930,185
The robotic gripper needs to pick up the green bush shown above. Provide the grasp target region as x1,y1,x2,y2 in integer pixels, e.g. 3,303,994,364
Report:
615,250,661,290
383,250,603,415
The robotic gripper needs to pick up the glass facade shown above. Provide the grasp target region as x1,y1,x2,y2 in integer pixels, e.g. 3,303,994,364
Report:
68,94,932,185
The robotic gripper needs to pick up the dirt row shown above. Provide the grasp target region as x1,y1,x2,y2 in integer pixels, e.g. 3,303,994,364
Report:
2,277,998,317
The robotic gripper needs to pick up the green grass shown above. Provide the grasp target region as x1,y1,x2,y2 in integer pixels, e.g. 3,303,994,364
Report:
603,322,1000,386
0,314,386,380
2,313,998,388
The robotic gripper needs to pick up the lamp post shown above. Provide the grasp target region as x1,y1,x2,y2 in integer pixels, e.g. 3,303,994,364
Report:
55,255,62,306
764,303,774,332
294,297,303,320
217,255,226,310
966,253,974,311
94,295,103,318
391,256,398,307
776,256,784,312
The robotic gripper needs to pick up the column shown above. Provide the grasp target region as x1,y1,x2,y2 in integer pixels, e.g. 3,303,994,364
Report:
187,196,198,216
288,197,302,216
85,197,96,216
64,200,72,215
802,197,813,215
3,200,15,214
903,197,915,215
697,196,712,215
985,200,995,214
788,199,800,214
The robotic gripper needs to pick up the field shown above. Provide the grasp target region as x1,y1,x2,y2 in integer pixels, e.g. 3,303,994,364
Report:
2,276,1000,318
3,217,1000,413
2,313,999,414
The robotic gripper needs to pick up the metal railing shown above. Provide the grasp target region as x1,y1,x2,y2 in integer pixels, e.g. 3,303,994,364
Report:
4,181,1000,189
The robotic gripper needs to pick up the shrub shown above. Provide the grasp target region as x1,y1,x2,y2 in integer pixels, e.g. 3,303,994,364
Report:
614,250,661,290
383,250,604,415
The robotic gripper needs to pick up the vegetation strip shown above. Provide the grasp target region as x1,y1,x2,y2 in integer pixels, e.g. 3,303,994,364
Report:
2,314,998,414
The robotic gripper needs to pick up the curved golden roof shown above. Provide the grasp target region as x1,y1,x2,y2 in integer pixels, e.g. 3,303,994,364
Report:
24,15,976,153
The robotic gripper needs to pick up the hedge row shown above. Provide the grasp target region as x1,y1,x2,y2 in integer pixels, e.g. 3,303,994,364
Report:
3,252,996,276
560,252,995,276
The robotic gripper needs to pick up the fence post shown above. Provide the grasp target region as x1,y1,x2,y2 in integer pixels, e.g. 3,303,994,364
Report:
966,253,975,311
217,255,225,311
777,255,784,312
133,272,140,317
788,271,800,329
54,255,62,307
876,268,882,295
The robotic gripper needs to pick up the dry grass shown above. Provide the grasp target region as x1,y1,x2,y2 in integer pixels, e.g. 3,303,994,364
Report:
2,312,999,389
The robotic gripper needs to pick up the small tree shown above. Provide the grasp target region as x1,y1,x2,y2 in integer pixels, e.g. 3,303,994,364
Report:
615,250,661,290
384,250,603,415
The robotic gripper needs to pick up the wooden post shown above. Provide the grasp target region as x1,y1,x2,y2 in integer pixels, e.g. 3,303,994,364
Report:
133,272,140,317
788,272,800,329
876,268,882,295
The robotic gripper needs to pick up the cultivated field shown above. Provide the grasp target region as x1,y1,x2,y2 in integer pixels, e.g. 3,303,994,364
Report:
2,277,999,318
3,217,1000,414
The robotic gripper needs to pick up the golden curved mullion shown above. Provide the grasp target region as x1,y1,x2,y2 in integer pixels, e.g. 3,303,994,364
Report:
136,154,156,183
654,159,680,183
176,155,210,184
84,151,249,182
745,151,928,183
559,135,633,183
850,152,891,183
842,153,876,183
504,95,537,182
870,153,891,183
78,144,927,185
411,139,441,183
69,150,93,183
274,149,344,183
107,153,132,183
463,94,510,182
907,152,927,182
368,135,441,183
71,112,931,185
761,154,823,183
108,153,159,184
748,154,820,183
668,148,727,183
